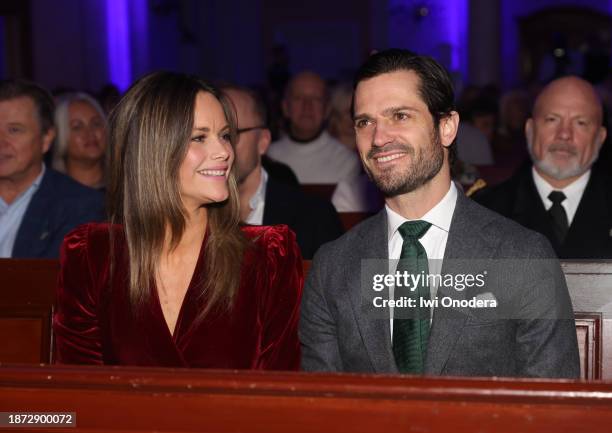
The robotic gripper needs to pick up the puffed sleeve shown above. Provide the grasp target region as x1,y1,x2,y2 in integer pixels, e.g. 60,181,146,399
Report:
255,225,304,370
53,224,104,364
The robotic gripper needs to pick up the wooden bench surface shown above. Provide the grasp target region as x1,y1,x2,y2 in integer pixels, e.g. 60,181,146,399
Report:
0,364,612,432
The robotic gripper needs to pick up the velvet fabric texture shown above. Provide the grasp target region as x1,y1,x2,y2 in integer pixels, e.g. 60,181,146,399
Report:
54,223,303,370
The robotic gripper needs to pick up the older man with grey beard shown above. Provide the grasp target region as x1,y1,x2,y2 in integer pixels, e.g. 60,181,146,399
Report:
475,76,612,258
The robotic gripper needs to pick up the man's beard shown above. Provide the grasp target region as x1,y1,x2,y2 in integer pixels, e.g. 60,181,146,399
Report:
235,154,259,185
364,130,444,197
527,138,599,180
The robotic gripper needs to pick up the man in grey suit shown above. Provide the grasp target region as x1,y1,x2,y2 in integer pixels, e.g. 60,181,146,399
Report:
299,49,580,378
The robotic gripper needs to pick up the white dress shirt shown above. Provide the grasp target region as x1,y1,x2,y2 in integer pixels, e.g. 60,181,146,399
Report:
532,167,589,226
244,168,268,225
386,182,458,337
0,165,45,258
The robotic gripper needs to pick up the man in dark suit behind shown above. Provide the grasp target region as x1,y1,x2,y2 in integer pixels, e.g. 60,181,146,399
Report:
221,85,343,259
0,79,104,258
300,49,579,378
475,76,612,259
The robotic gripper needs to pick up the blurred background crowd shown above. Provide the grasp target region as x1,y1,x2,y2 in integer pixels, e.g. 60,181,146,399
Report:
1,0,612,259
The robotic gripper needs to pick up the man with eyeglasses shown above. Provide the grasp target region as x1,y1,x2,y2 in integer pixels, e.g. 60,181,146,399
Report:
267,71,361,185
222,85,343,259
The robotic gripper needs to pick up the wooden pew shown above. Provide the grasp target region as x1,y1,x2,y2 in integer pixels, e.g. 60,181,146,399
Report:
0,364,611,432
1,259,612,380
0,259,57,364
338,212,373,231
301,183,336,201
562,261,612,380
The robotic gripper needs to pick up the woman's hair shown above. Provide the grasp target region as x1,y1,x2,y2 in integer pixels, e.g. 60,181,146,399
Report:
107,71,246,319
52,92,107,172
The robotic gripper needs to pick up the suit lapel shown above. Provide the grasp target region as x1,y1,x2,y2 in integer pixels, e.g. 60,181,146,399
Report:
510,170,560,249
563,170,610,252
347,210,398,373
13,169,54,257
425,193,496,375
262,177,296,226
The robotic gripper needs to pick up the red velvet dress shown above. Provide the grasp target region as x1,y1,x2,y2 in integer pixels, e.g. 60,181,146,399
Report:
53,223,303,370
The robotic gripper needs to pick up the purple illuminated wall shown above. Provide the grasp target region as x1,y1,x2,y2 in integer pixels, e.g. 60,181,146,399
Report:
0,17,5,79
388,0,469,80
31,0,108,91
27,0,612,94
129,0,150,82
106,0,132,91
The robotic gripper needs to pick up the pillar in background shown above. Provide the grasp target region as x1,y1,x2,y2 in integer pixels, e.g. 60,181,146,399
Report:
468,0,501,87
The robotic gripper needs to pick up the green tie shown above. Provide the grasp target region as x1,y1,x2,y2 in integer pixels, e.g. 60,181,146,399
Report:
393,220,432,374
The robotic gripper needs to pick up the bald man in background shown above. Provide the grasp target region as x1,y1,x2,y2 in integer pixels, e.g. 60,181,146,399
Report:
476,76,612,258
268,71,361,185
222,85,343,259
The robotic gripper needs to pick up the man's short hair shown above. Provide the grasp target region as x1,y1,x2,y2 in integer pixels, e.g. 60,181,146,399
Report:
353,49,457,160
0,79,55,133
219,83,268,126
353,49,455,126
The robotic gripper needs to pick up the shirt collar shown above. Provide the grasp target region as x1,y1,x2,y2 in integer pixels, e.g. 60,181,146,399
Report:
0,164,45,208
386,181,457,240
532,166,590,203
248,167,268,212
33,163,46,189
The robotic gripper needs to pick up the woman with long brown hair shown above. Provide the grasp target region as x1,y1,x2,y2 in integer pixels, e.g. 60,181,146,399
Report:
53,72,303,369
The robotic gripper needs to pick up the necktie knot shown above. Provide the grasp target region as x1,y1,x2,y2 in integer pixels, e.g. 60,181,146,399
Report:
548,190,566,205
547,190,569,243
398,220,431,242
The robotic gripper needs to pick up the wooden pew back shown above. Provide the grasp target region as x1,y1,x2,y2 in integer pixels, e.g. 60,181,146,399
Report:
301,183,336,201
338,212,373,231
563,261,612,379
1,259,612,380
0,259,56,363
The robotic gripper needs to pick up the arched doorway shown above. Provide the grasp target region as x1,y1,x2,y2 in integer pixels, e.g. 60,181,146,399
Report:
518,7,611,84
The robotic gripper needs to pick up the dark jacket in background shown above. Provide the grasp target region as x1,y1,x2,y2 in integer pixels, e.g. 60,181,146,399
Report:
474,165,612,259
263,177,343,259
12,168,105,258
262,155,299,187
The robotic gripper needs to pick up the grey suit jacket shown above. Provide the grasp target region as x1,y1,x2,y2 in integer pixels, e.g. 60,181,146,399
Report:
300,192,580,378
